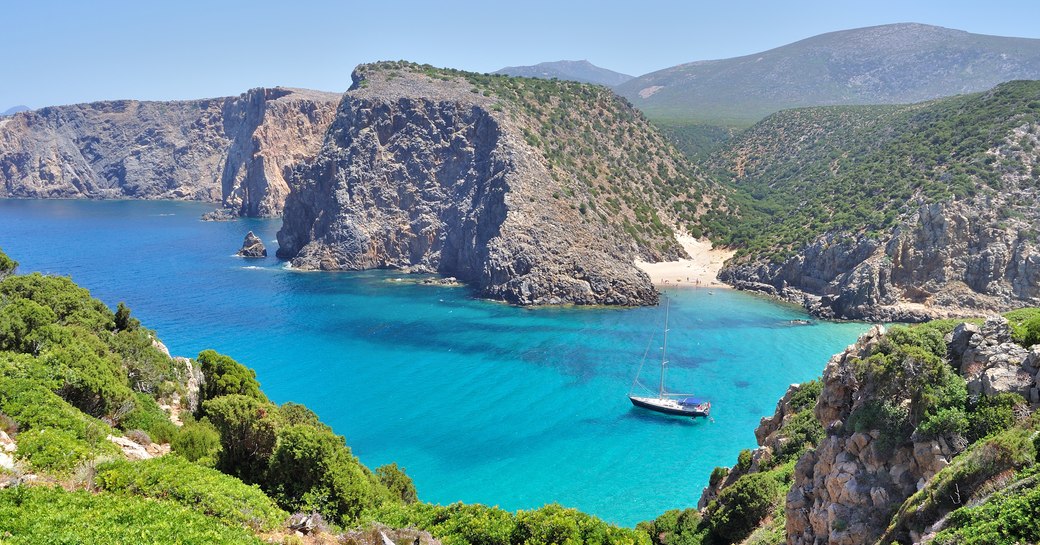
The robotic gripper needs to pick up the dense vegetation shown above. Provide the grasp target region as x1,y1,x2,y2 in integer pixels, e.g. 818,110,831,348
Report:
706,81,1040,260
364,61,734,257
642,312,1040,545
0,246,643,544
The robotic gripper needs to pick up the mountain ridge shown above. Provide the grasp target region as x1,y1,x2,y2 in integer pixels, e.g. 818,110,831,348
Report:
616,22,1040,125
493,59,634,86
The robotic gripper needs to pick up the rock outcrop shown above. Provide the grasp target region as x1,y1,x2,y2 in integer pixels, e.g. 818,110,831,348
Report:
237,231,267,258
277,63,711,306
722,200,1040,321
0,87,339,217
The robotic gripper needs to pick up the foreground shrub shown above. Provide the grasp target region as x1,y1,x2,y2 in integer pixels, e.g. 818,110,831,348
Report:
171,419,222,466
705,471,783,543
0,485,264,543
370,501,650,545
14,428,93,472
118,392,178,443
377,462,418,504
267,424,386,524
203,394,277,483
95,455,287,531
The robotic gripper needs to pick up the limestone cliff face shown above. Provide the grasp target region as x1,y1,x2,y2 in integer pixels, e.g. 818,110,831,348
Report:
277,64,673,306
722,200,1040,321
0,88,339,216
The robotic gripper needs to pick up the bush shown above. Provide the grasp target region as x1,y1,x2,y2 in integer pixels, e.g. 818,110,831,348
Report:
202,394,277,483
15,428,93,472
0,485,265,543
0,247,16,279
118,393,178,443
735,449,752,472
171,419,222,466
1004,308,1040,347
197,350,267,404
917,407,969,438
967,393,1025,443
266,424,385,524
933,474,1040,545
705,472,783,543
0,377,114,450
95,456,288,531
377,462,418,504
125,429,152,446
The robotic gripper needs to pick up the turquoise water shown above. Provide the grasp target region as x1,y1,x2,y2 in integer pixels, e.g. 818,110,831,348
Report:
0,199,869,526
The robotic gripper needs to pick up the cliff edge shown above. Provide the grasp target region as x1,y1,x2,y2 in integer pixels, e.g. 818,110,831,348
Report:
277,62,723,306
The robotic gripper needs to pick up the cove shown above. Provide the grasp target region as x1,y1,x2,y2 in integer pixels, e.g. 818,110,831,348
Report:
0,199,869,526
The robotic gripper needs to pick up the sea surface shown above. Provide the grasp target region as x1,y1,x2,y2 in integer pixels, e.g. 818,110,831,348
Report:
0,199,870,526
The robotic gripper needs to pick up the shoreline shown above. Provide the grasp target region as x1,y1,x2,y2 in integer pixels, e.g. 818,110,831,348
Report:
635,235,736,289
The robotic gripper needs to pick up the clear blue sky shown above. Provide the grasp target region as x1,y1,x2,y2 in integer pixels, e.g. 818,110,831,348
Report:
4,0,1040,108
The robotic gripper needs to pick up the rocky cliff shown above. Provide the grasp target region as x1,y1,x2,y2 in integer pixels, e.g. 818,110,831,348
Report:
713,82,1040,321
0,87,339,216
278,62,722,306
665,314,1040,545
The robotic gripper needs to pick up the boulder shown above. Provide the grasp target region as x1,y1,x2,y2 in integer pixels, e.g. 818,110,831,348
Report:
237,231,267,258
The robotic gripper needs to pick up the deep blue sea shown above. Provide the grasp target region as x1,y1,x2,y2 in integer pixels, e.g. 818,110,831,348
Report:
0,199,869,526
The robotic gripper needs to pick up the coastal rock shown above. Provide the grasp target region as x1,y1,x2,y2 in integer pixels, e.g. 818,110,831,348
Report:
277,64,683,306
0,88,340,217
722,200,1040,321
237,231,267,258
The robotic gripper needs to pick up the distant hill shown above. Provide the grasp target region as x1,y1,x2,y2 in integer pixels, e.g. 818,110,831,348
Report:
708,80,1040,320
2,105,29,115
617,23,1040,125
493,60,633,87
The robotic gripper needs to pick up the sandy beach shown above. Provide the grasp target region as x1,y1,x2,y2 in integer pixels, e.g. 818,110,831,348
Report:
635,235,735,288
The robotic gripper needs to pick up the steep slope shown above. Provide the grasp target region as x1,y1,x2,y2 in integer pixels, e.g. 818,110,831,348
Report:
617,23,1040,125
0,88,339,216
710,81,1040,321
277,62,726,306
493,60,634,86
644,313,1040,545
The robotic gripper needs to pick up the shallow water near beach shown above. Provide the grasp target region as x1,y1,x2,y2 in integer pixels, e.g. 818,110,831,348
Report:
0,199,869,526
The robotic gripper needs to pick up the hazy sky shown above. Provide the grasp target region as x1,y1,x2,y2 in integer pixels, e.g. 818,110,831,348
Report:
4,0,1040,108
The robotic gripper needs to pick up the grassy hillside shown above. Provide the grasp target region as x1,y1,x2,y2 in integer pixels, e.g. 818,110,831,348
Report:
0,246,648,544
706,80,1040,261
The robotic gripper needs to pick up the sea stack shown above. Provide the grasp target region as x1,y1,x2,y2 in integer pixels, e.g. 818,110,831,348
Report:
237,231,267,257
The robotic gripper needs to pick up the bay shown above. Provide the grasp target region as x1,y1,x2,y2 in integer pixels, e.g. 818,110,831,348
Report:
0,199,869,526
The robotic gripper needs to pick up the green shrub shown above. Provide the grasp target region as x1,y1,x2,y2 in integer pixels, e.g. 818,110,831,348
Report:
0,247,16,279
171,419,222,466
0,377,114,449
0,298,56,353
202,394,277,483
377,462,418,504
1004,308,1040,347
735,449,752,472
118,392,178,443
266,424,385,524
917,407,969,438
705,472,783,543
197,350,267,404
967,393,1025,443
0,485,264,543
933,474,1040,545
15,428,92,472
95,456,288,531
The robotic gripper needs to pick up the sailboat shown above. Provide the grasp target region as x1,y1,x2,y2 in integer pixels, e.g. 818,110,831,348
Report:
628,297,711,418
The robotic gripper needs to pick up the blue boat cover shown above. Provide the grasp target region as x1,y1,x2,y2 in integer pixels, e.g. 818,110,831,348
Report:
680,397,706,405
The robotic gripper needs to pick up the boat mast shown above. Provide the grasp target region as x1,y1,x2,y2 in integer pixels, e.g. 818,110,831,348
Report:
659,298,668,399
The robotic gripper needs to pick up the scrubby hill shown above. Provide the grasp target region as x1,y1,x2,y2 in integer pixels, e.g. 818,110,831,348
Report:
708,80,1040,320
0,246,649,544
278,61,729,306
617,23,1040,126
493,60,634,87
640,311,1040,545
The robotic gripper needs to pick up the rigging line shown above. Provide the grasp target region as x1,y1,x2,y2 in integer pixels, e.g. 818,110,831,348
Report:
628,328,657,396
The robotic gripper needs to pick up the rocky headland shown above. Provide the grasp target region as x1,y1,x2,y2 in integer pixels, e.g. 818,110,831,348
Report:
277,62,722,306
0,87,340,217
